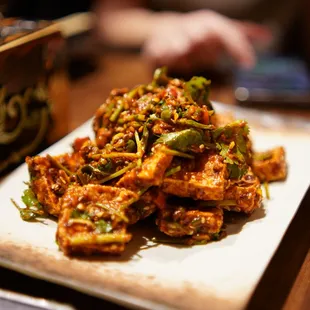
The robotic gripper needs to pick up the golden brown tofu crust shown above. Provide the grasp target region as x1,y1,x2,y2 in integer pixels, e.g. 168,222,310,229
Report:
26,156,64,217
224,168,262,214
136,148,173,186
252,147,287,182
26,152,84,217
156,205,223,239
56,184,135,256
116,146,173,190
162,154,227,200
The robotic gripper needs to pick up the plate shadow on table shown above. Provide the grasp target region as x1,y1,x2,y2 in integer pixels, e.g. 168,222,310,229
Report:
224,205,266,236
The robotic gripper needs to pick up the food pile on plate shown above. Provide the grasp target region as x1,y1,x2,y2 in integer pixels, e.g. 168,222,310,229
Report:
16,68,287,256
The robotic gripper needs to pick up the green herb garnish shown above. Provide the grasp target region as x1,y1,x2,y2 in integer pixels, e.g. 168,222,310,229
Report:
77,164,111,185
165,165,181,177
109,101,124,122
176,119,214,130
70,209,90,220
68,233,130,245
264,182,270,200
96,162,137,184
227,163,248,179
161,106,172,122
184,76,211,106
95,219,113,233
21,188,42,210
213,120,250,179
126,139,136,152
161,148,195,159
11,188,46,221
155,128,205,153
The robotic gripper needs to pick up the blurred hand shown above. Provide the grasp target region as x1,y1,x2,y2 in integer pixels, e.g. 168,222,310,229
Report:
142,10,272,73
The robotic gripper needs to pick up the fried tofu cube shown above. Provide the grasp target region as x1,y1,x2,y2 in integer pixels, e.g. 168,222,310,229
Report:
56,184,137,256
224,168,262,214
156,205,223,242
162,154,227,200
136,148,173,186
116,146,173,190
26,156,65,217
252,147,287,182
26,152,83,217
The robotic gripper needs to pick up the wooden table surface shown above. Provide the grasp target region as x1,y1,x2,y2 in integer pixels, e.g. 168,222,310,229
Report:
1,51,310,310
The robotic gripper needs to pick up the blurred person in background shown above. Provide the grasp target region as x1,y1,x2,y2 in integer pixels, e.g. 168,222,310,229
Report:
95,0,308,75
5,0,309,76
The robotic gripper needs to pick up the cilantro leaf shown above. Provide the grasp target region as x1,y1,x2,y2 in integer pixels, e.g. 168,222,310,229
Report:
155,128,205,152
21,188,42,210
185,76,212,107
227,163,247,179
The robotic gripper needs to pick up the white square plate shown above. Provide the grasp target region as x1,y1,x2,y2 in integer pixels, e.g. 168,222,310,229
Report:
0,103,309,310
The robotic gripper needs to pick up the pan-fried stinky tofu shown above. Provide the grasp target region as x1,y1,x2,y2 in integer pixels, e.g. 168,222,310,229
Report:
162,154,227,201
252,147,287,182
136,147,173,186
224,168,262,214
116,146,173,190
156,205,223,243
19,68,288,257
56,184,136,255
26,155,70,217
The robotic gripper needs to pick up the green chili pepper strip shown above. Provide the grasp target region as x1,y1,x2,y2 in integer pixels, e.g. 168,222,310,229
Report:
176,119,214,130
109,102,124,122
68,233,131,245
264,182,270,200
161,148,194,159
96,162,137,184
165,165,181,177
137,187,149,196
